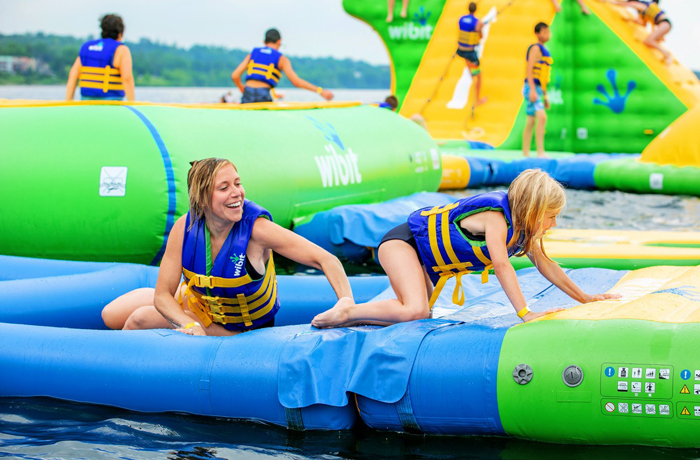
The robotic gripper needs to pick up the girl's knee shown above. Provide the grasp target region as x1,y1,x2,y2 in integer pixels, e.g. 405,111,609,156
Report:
536,111,547,123
404,299,430,321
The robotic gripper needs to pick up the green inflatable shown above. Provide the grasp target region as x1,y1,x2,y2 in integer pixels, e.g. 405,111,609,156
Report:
0,101,441,264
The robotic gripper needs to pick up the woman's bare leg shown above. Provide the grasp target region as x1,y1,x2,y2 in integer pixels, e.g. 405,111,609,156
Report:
645,22,672,64
311,240,430,328
102,288,156,329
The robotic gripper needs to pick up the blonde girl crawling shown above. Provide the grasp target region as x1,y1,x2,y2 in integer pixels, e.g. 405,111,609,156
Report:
312,169,618,328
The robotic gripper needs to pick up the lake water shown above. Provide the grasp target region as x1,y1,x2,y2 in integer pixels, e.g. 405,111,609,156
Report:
1,85,699,459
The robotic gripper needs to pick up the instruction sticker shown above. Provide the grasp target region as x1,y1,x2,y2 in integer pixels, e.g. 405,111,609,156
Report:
659,405,670,416
99,166,128,197
605,367,615,377
695,370,700,380
659,369,670,380
618,381,629,392
645,382,656,394
645,404,656,415
605,402,615,413
696,407,700,417
681,384,690,394
681,369,691,380
631,382,642,393
618,403,629,414
694,384,700,396
681,406,691,416
618,367,629,378
645,368,656,379
632,404,642,414
632,368,642,379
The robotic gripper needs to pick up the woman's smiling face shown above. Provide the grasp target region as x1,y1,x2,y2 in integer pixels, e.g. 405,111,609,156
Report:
209,164,245,223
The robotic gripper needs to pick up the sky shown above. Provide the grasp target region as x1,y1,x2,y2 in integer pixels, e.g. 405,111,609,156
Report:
0,0,699,70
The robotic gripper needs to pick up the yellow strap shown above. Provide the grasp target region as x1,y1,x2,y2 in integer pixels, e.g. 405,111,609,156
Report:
420,203,459,217
428,275,450,309
237,294,253,327
79,74,123,83
440,211,462,265
427,213,447,267
198,256,275,306
209,280,278,324
183,277,214,327
247,60,282,82
79,80,124,92
81,65,120,75
181,256,278,326
182,267,253,289
472,246,493,284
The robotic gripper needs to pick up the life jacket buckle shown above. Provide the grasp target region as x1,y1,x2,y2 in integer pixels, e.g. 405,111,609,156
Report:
195,274,213,288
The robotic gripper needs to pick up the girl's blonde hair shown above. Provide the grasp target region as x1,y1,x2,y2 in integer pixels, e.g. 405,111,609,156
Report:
507,169,566,260
187,158,237,228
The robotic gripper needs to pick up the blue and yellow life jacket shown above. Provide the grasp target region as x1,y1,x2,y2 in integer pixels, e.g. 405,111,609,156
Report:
640,1,664,25
181,200,279,330
525,43,553,90
78,38,125,99
457,14,481,51
407,191,524,308
246,46,283,88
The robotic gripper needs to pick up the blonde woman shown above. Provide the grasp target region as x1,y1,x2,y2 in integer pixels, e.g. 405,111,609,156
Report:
313,170,618,328
103,158,353,336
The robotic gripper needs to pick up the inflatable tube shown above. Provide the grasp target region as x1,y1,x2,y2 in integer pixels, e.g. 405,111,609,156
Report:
0,100,441,264
595,157,700,197
293,195,700,268
437,150,638,190
0,255,391,329
641,105,700,168
2,257,700,447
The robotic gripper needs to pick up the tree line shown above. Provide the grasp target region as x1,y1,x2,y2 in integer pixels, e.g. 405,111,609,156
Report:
0,32,391,88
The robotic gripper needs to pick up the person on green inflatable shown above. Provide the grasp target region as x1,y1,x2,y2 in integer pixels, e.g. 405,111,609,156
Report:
605,0,673,65
312,169,619,328
522,22,553,158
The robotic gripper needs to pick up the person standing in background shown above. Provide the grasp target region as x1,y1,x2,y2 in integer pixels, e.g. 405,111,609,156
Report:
65,14,134,101
231,28,333,104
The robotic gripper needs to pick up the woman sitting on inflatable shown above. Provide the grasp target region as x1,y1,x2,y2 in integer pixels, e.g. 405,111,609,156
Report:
313,169,618,328
103,157,353,336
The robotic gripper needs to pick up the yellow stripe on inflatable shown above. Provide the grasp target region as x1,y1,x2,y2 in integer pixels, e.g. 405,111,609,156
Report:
0,99,362,111
542,229,700,261
538,265,700,323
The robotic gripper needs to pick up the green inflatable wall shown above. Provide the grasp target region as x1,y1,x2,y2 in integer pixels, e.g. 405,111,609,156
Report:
499,4,688,153
0,102,441,264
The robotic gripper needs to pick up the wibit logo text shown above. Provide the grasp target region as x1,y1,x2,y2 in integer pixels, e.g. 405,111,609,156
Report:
314,144,362,188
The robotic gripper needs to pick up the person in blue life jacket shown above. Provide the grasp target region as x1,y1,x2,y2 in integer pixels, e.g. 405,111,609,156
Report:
312,169,619,328
605,0,672,64
102,158,354,336
231,28,334,104
457,2,487,107
65,14,134,101
372,95,398,111
523,22,553,158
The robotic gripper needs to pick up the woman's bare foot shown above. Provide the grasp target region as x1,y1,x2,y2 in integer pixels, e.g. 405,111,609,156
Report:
536,152,550,158
386,12,394,22
476,97,488,106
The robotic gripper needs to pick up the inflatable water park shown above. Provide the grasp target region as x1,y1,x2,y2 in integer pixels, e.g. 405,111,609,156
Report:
1,0,700,452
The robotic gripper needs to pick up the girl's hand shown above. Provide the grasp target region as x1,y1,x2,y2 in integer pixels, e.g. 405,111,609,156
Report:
581,292,622,303
522,307,565,322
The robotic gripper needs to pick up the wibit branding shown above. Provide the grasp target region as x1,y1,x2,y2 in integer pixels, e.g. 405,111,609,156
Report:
388,6,433,40
88,41,104,52
308,117,362,188
230,253,246,276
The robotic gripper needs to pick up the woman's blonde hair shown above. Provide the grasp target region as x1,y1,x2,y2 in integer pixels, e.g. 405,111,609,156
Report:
507,169,566,260
187,158,237,228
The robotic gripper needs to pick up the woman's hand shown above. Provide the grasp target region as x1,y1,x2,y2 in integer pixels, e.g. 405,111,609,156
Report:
581,292,622,303
522,307,565,322
176,323,207,336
